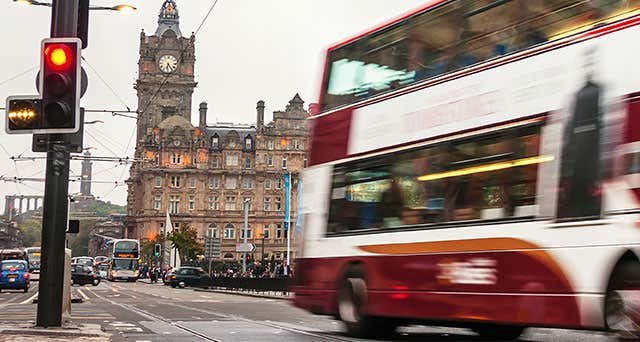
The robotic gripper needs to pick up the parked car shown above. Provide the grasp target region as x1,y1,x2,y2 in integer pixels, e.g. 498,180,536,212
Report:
0,260,30,292
166,267,211,288
71,263,100,286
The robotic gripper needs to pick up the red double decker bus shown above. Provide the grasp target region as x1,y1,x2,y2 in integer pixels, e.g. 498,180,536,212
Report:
293,0,640,339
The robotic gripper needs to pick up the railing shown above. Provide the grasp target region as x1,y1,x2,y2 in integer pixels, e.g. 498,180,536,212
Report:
210,277,290,292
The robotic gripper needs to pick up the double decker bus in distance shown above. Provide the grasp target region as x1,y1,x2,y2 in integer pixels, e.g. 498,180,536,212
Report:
293,0,640,339
108,239,140,282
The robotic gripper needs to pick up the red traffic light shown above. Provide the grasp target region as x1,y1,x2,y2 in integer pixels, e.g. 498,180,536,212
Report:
44,43,73,71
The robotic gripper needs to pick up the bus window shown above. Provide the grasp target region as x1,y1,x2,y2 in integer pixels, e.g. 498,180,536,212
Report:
327,124,545,233
322,0,640,112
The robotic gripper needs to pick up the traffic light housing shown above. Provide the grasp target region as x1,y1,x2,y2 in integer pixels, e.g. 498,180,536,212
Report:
39,37,82,134
154,244,161,257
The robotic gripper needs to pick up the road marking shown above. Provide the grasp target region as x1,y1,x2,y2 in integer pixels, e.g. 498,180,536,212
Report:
20,291,39,304
77,289,90,300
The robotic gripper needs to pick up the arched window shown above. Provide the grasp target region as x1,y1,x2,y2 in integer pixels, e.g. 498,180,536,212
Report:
211,134,219,148
206,223,218,238
224,223,235,239
223,252,234,259
245,136,253,150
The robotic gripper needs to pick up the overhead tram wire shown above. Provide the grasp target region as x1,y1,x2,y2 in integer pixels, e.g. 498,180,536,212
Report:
85,130,124,158
0,65,38,88
81,57,132,112
85,125,129,152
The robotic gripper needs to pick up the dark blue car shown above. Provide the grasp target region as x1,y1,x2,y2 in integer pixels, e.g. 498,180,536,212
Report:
0,260,30,292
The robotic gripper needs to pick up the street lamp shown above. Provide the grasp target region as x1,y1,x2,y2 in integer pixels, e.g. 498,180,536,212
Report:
12,0,137,12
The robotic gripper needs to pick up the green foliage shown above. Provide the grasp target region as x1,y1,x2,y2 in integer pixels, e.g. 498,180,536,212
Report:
18,219,42,247
168,224,204,263
87,201,126,217
68,220,96,256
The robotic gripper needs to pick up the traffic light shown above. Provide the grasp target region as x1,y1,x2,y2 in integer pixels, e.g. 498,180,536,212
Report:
154,244,161,257
5,96,42,133
39,37,82,133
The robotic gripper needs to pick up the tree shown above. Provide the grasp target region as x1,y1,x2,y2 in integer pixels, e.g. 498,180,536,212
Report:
168,224,203,263
140,235,166,266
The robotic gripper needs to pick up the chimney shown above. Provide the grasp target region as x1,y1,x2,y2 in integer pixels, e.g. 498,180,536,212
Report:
256,100,265,131
199,102,207,128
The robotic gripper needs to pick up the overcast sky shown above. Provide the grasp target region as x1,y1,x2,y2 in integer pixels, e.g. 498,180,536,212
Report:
0,0,427,208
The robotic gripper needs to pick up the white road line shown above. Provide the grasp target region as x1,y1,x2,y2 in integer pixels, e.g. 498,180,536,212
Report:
20,291,39,304
77,288,90,300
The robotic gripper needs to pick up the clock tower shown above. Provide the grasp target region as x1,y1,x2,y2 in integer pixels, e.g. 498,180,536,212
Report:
135,0,197,144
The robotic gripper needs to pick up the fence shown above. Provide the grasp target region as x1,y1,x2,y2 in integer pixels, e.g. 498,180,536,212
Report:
210,277,290,292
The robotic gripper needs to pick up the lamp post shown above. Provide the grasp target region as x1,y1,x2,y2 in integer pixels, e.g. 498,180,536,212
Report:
242,198,250,274
12,0,137,11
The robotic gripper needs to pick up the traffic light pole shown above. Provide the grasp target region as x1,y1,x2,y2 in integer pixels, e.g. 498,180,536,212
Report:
37,0,80,328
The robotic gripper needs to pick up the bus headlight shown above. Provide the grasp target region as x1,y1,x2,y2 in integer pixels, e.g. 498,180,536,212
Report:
133,271,139,277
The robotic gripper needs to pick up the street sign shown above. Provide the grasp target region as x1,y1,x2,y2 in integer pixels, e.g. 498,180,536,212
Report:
204,237,220,258
235,243,256,253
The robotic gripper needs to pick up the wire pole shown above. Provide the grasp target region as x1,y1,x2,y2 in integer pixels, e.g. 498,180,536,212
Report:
242,199,249,274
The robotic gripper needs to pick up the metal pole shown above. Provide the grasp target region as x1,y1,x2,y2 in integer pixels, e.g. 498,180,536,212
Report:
286,173,291,267
242,199,249,273
261,237,265,264
37,0,79,328
37,141,71,327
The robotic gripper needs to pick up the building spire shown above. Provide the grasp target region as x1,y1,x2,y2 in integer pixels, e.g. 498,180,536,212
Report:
156,0,182,37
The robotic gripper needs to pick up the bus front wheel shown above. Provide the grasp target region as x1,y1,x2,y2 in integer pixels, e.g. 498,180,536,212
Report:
337,268,396,338
605,261,640,340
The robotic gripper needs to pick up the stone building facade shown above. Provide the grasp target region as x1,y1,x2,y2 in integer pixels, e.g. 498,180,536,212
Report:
126,0,309,262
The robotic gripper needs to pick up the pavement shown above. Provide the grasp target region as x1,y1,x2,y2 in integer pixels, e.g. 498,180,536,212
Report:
0,280,621,341
137,278,293,300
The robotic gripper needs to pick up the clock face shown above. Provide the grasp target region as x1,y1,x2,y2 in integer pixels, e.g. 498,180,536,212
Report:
159,55,178,73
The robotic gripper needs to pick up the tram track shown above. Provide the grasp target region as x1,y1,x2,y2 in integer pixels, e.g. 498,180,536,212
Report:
104,282,356,342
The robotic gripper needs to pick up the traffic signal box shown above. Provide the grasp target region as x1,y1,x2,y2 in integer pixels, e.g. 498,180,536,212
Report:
154,244,161,257
5,38,81,135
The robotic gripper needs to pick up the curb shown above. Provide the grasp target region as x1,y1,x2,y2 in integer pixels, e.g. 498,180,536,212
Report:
193,287,292,300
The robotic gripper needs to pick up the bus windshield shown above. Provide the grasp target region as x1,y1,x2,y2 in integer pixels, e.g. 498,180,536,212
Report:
322,0,639,112
112,259,138,271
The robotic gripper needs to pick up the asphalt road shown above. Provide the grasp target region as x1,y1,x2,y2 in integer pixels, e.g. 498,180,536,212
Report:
0,280,620,341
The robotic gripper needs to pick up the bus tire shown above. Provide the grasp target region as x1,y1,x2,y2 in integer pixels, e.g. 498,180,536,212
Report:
337,268,396,338
472,324,524,340
605,261,640,340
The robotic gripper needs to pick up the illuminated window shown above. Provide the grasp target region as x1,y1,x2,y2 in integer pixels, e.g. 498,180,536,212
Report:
326,124,543,233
